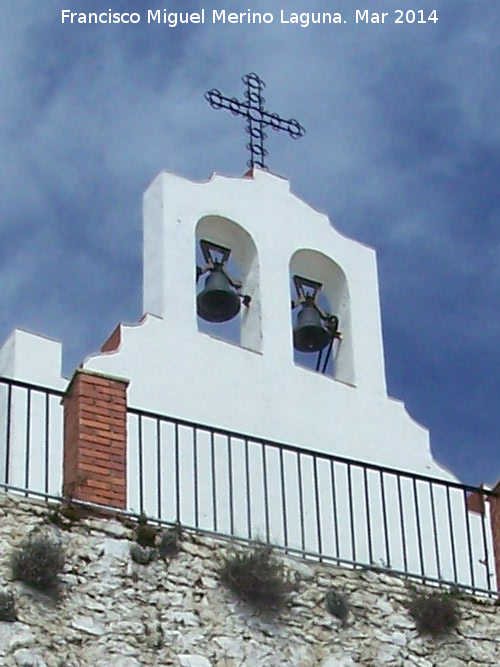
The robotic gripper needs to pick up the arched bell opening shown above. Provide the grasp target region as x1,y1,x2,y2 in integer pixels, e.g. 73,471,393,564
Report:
195,216,262,352
290,249,354,384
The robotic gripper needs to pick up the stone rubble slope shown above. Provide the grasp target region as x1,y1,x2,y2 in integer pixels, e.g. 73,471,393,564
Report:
0,494,499,667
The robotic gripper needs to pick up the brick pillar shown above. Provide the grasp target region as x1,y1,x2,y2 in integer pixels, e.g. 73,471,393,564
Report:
466,488,486,514
489,481,500,591
63,369,129,509
467,484,500,591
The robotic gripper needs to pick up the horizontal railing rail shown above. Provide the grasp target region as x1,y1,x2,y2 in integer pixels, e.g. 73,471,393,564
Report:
127,405,498,596
128,405,496,495
0,376,65,499
0,374,496,597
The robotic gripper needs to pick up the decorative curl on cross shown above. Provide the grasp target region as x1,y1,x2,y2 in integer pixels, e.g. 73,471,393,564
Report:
205,73,305,169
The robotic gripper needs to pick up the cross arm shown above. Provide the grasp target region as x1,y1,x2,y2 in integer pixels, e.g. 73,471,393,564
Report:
259,111,306,139
205,89,249,117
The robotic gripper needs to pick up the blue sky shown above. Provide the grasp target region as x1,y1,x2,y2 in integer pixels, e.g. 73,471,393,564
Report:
1,1,499,486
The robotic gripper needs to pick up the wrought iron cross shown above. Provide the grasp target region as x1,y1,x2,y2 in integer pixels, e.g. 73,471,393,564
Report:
205,73,305,169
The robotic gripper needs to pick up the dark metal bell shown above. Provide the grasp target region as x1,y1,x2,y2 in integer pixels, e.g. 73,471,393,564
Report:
293,304,332,352
197,269,241,323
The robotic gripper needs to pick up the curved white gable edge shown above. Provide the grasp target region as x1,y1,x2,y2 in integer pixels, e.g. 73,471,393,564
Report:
81,169,458,482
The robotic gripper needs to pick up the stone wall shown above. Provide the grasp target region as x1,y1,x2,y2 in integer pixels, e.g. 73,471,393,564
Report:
0,493,499,667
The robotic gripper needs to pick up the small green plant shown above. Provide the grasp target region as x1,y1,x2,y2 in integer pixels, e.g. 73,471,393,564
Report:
135,513,159,547
10,533,65,597
157,524,182,559
130,519,182,565
47,499,89,529
325,587,349,626
0,590,17,622
407,589,460,637
130,543,156,565
218,545,295,612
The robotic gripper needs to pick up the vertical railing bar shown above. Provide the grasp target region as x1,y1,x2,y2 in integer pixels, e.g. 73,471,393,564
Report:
446,485,458,583
210,431,217,532
44,392,50,495
244,439,252,540
156,419,162,519
138,415,144,515
193,429,199,529
330,460,340,559
297,452,305,552
174,423,180,523
463,488,476,591
429,482,442,581
228,436,234,536
347,463,356,562
5,384,12,485
24,389,32,495
379,471,391,568
363,467,373,566
312,456,322,558
279,447,288,548
262,444,270,543
479,493,492,591
412,478,425,577
397,475,408,575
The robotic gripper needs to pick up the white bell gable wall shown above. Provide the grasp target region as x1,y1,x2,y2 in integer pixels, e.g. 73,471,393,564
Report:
82,169,454,481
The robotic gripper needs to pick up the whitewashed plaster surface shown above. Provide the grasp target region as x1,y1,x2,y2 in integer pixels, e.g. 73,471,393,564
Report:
83,169,452,481
0,329,65,390
0,329,65,495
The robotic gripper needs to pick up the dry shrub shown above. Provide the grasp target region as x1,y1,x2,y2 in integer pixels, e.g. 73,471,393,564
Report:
325,587,350,626
10,533,65,597
218,545,295,612
408,589,460,637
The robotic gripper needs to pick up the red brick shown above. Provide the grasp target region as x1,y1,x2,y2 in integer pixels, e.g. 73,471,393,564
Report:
101,325,121,353
79,432,116,447
488,484,500,592
103,492,127,504
80,449,111,462
97,387,122,399
466,490,485,514
79,405,112,417
107,431,126,442
85,478,112,491
79,462,114,476
80,417,113,431
63,370,128,510
93,398,124,410
80,446,123,462
79,374,115,388
75,386,112,401
108,476,126,487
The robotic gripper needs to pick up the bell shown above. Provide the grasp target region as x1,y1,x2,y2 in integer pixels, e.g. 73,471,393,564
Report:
293,304,332,352
197,268,241,323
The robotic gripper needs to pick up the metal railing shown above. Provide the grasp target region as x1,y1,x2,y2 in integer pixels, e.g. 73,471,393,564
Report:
0,377,64,500
128,405,498,596
0,374,496,596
